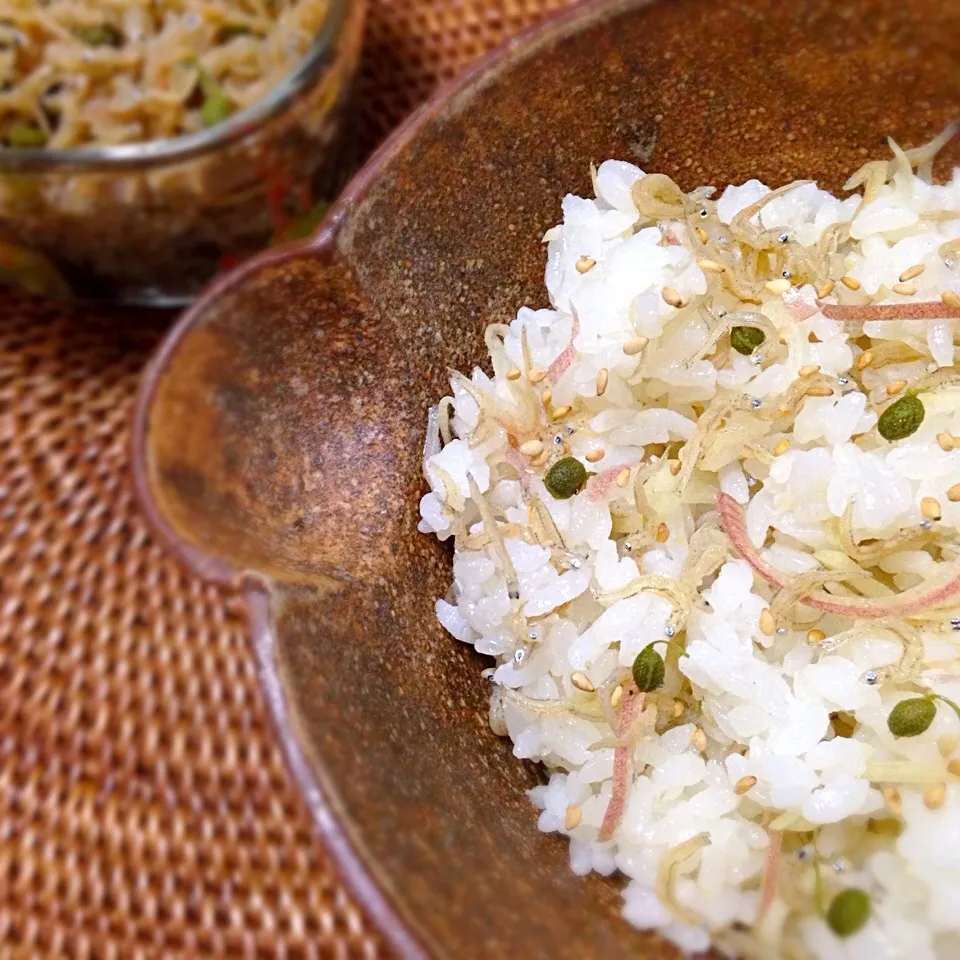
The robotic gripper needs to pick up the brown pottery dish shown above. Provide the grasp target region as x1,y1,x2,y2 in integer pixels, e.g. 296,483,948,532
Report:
133,0,960,955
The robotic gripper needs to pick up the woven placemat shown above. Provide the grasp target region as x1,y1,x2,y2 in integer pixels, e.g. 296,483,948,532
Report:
0,0,574,956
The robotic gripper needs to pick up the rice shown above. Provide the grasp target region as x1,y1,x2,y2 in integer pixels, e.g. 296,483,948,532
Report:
419,129,960,959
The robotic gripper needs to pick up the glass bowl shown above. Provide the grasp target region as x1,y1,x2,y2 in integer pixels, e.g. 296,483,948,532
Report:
0,0,365,306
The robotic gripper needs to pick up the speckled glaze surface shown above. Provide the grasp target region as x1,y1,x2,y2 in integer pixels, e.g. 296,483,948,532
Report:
133,0,960,956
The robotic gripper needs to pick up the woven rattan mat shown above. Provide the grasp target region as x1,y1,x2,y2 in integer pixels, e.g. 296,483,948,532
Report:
0,0,573,955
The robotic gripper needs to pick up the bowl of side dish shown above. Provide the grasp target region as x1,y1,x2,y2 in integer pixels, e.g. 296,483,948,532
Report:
0,0,364,304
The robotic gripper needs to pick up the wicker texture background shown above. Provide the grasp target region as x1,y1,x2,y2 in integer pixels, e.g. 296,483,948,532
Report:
0,0,573,955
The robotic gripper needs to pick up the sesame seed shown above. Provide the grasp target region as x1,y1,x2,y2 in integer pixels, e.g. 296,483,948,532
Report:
596,368,609,396
615,467,631,488
528,367,548,384
855,349,874,370
938,432,955,452
562,440,571,454
564,804,582,830
541,387,553,405
531,449,549,467
759,608,775,636
690,727,707,752
610,684,624,709
943,290,960,310
924,783,947,810
570,671,596,693
807,628,826,644
519,440,544,457
672,699,686,718
506,367,522,381
774,438,791,456
840,275,861,290
551,405,572,421
948,482,960,503
585,448,605,463
882,786,902,816
668,458,682,476
938,734,958,758
765,278,791,295
698,258,725,274
893,282,918,296
805,385,833,397
623,336,649,356
922,496,942,521
816,279,835,299
734,775,757,796
662,286,684,308
655,522,669,543
949,758,960,778
899,264,925,282
798,364,820,378
575,256,596,274
886,379,908,396
695,226,708,244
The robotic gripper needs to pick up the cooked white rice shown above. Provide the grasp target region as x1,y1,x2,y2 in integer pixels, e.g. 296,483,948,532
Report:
419,128,960,959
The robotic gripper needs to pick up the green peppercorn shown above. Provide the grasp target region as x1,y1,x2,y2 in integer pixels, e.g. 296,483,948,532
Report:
632,644,666,692
283,199,330,241
826,888,871,938
201,92,233,127
887,696,936,737
544,457,587,500
73,24,122,47
730,326,765,355
7,123,47,148
877,394,924,441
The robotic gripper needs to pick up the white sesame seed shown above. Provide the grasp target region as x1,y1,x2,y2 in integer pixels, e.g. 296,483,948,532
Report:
570,671,596,692
623,337,649,356
519,439,544,457
661,287,684,308
924,782,947,810
697,258,726,274
899,264,925,282
882,786,902,816
595,368,609,396
735,775,757,796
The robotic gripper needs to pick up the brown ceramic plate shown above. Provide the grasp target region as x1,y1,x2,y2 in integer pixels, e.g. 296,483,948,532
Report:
133,0,960,955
